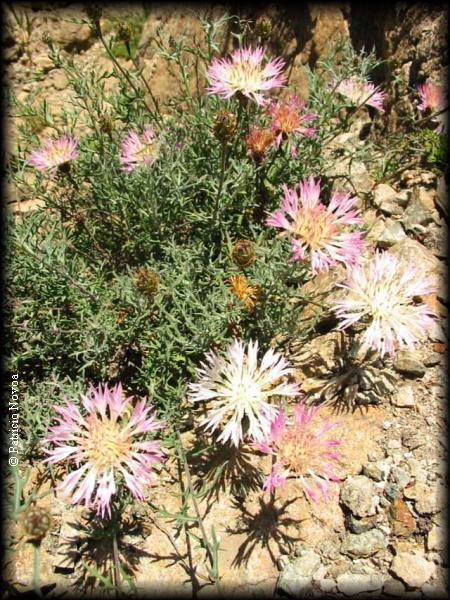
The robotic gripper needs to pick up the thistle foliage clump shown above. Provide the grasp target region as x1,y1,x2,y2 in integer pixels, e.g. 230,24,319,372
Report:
5,13,400,454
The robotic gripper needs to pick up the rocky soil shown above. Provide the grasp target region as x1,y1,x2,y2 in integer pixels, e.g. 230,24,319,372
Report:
3,2,448,599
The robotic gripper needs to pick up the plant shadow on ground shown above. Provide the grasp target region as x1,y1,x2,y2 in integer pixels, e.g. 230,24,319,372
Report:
189,434,264,506
306,334,397,415
56,513,152,595
225,495,304,567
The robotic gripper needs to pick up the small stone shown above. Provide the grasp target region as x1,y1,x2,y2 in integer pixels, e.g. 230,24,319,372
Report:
392,384,416,408
336,572,384,596
373,184,403,215
383,577,406,596
340,476,378,517
363,462,384,481
345,513,381,534
289,550,322,576
319,578,336,593
422,583,447,598
403,196,435,233
277,555,290,571
427,525,446,551
387,439,402,450
390,552,435,588
377,218,406,248
389,497,416,537
390,466,411,489
277,572,313,597
405,482,446,515
385,483,401,501
341,529,387,558
393,352,426,377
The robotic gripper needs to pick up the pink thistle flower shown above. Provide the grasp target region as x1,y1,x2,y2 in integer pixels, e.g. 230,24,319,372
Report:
206,46,287,106
42,383,166,518
119,127,157,173
267,95,316,157
266,177,364,274
254,403,342,502
188,339,300,447
28,135,79,175
417,82,447,113
333,250,437,357
336,76,385,112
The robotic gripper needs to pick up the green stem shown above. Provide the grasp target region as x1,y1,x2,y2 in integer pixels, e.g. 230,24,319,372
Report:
32,543,43,598
175,432,223,595
112,511,122,598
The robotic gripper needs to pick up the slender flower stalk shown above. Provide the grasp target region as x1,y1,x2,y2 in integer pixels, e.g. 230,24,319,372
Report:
254,403,342,502
206,46,287,106
28,135,79,175
119,127,158,172
42,383,166,518
188,339,300,447
267,95,316,157
335,76,385,112
333,250,436,357
266,177,364,273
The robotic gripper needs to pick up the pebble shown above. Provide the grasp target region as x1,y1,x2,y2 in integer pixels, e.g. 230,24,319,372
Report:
393,352,426,377
377,218,406,248
340,475,378,517
422,583,447,598
405,482,446,515
362,462,384,481
383,577,406,596
392,384,416,408
345,513,381,534
373,183,403,215
340,529,387,558
336,572,384,596
390,466,411,489
319,578,336,593
389,497,416,537
390,552,435,588
427,524,445,551
403,197,435,232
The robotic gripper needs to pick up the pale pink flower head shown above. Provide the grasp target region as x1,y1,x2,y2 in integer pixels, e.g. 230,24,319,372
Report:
267,95,316,157
188,339,300,447
336,76,385,112
120,127,157,173
417,82,447,113
206,46,287,106
254,403,342,502
333,250,437,357
42,383,166,518
28,135,79,175
266,177,364,274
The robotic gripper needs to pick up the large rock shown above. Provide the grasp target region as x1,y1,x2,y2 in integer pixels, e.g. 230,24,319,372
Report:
336,572,384,596
340,529,387,558
390,552,436,588
340,475,378,517
277,551,322,596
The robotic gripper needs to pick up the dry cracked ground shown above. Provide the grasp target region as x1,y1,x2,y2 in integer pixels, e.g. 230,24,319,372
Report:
3,3,449,599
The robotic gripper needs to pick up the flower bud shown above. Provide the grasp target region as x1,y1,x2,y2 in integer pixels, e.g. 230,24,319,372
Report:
246,128,275,162
22,505,52,542
133,267,160,298
231,240,256,268
212,110,237,143
99,114,113,134
254,17,273,40
117,21,132,44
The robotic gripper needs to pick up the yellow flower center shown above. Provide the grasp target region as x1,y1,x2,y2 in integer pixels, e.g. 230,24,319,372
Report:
294,206,337,251
228,63,265,93
82,417,132,471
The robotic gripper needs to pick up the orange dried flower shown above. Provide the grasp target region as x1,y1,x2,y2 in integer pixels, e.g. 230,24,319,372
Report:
228,275,261,310
246,128,275,162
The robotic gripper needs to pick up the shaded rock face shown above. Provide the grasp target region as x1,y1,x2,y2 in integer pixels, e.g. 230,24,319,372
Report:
349,3,448,125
